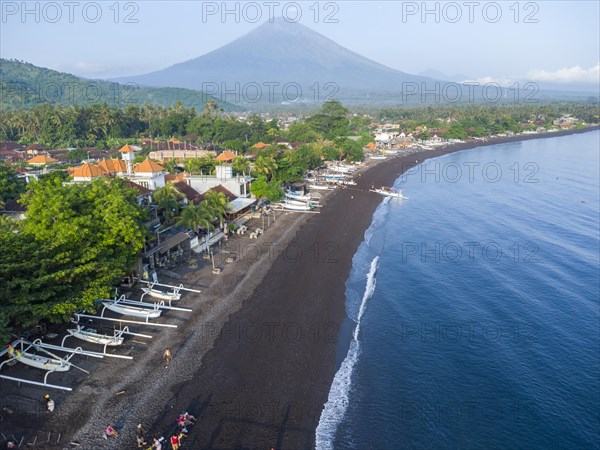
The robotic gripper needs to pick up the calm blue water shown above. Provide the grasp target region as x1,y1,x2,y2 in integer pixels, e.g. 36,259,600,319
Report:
317,131,600,449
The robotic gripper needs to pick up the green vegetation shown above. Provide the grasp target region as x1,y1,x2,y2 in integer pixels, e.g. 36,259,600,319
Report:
0,59,239,112
0,162,26,207
0,175,146,339
368,103,599,137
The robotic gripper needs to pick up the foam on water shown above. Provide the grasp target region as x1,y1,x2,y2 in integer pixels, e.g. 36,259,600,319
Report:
315,255,380,450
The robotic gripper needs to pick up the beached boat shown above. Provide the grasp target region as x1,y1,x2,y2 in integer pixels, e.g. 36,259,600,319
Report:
336,179,357,186
101,300,162,319
66,326,124,346
141,287,181,302
285,190,312,202
322,173,348,179
308,184,333,190
370,187,404,198
285,198,316,207
370,155,387,160
280,202,316,211
8,347,70,372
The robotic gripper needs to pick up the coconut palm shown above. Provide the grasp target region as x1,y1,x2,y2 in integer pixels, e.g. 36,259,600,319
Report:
231,156,249,176
177,202,214,232
203,190,229,227
252,155,278,181
152,183,184,223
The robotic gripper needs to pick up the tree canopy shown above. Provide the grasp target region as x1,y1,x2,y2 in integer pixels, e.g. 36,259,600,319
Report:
0,176,146,339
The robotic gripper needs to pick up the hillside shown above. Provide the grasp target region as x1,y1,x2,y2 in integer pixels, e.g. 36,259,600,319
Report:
0,59,241,111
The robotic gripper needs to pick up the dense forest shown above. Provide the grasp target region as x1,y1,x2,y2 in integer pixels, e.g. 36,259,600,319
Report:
0,59,239,112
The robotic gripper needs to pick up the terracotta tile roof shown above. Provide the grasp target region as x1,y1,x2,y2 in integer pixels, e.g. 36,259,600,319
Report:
134,158,164,173
215,150,237,162
164,172,185,183
252,142,270,149
119,144,137,153
97,158,127,174
27,154,58,164
71,163,105,178
173,181,202,204
205,185,236,202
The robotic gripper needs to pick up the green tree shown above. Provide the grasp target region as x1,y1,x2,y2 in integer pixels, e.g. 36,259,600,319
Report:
0,162,26,204
0,177,146,338
253,155,278,181
152,183,184,223
231,156,249,176
177,202,214,232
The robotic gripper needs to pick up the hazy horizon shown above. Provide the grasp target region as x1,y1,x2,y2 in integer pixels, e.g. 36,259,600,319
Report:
1,1,599,88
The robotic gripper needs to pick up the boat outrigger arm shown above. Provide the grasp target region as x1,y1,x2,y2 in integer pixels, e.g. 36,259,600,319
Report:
0,338,88,391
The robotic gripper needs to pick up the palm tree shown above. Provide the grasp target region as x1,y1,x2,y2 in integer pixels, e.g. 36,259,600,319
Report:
203,190,229,228
177,202,214,232
152,183,184,223
253,155,278,181
231,156,249,176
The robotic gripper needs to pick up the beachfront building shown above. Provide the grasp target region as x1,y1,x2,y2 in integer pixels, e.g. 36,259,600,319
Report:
148,149,214,163
184,151,252,198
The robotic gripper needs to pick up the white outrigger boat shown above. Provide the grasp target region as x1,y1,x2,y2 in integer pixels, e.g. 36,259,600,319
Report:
285,190,312,202
0,338,90,391
101,297,162,319
370,187,404,198
308,183,333,191
279,201,316,211
66,325,124,346
141,286,181,302
7,345,70,372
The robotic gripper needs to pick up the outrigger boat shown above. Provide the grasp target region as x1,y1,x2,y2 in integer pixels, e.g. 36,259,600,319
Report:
279,201,316,211
370,187,404,198
141,286,181,302
285,190,312,202
308,184,333,190
101,297,162,319
66,325,124,346
7,344,70,372
0,338,90,391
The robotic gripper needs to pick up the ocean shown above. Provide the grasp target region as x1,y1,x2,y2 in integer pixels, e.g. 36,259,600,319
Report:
316,130,600,449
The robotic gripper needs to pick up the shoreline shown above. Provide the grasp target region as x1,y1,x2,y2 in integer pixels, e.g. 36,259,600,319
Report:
0,125,597,449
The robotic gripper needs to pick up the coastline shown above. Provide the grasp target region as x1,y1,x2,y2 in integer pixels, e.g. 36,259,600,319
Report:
139,125,600,448
1,125,597,449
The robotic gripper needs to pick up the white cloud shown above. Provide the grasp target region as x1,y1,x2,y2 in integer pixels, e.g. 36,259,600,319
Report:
459,76,515,87
527,63,600,84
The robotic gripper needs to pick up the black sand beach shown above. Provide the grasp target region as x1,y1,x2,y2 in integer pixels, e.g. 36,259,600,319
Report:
0,125,596,449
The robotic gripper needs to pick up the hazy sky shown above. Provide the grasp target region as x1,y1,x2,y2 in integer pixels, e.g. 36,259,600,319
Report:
1,1,599,85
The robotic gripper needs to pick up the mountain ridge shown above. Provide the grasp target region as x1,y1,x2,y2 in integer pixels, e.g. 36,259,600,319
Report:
0,59,241,111
113,18,440,102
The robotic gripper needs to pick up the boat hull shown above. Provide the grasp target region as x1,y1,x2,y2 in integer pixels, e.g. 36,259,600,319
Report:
67,328,124,346
102,301,162,319
15,353,70,372
141,287,181,301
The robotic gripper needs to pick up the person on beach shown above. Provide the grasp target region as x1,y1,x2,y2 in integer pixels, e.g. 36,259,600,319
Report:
43,394,55,412
152,436,164,449
104,424,118,438
182,410,196,425
170,434,180,450
136,423,146,448
163,348,172,366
